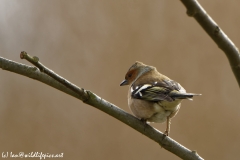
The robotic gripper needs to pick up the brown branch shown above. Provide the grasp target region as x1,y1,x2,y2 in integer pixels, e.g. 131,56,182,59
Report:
180,0,240,87
0,53,204,160
19,51,89,102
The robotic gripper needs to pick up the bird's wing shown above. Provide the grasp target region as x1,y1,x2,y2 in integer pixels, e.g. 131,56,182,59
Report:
132,85,174,102
131,79,200,102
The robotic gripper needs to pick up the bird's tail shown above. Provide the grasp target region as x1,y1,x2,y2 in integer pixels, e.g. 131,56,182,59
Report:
170,91,202,101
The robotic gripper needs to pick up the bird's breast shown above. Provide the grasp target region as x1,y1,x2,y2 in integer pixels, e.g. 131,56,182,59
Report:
128,98,178,123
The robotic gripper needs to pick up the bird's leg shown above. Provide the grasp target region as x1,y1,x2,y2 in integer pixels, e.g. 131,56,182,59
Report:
161,117,171,141
164,117,171,136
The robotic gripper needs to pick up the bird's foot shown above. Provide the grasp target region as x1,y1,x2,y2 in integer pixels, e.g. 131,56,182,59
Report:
164,130,169,136
161,130,169,141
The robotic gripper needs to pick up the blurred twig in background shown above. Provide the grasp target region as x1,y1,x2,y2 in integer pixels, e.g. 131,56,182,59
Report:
180,0,240,87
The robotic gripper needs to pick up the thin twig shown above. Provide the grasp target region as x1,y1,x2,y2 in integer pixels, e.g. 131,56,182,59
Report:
20,51,89,102
0,56,80,100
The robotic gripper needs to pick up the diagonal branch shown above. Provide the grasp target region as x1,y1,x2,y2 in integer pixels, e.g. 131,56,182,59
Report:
180,0,240,87
0,53,204,160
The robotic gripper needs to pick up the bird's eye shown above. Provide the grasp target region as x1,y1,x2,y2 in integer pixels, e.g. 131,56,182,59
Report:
128,74,132,78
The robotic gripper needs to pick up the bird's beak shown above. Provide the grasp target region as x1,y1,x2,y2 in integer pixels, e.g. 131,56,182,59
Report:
120,79,128,86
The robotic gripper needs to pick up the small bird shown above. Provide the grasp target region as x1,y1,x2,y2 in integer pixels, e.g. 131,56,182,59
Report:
120,61,201,136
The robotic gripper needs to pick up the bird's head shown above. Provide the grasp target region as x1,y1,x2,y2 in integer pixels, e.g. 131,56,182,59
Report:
120,61,153,86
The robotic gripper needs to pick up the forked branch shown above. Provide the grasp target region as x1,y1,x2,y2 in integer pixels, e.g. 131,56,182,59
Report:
0,53,203,160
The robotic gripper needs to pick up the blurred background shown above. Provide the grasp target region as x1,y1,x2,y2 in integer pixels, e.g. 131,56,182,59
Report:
1,0,240,159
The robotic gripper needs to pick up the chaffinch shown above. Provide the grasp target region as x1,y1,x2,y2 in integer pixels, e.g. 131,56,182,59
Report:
120,61,201,136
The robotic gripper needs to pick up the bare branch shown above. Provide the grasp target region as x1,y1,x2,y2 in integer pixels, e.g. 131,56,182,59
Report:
19,51,89,102
0,56,80,100
0,54,204,160
180,0,240,87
